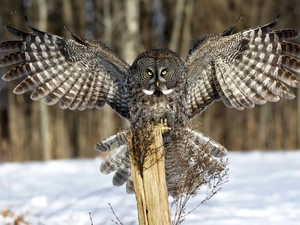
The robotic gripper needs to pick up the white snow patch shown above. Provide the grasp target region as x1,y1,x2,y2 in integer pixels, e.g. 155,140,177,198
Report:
0,151,300,225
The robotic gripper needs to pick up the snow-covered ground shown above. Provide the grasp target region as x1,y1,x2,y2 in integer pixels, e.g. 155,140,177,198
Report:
1,151,300,225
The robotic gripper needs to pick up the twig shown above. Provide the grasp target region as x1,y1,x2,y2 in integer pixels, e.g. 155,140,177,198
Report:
89,212,94,225
108,203,123,225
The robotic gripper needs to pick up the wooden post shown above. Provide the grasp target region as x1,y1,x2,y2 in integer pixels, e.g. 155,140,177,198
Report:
129,124,171,225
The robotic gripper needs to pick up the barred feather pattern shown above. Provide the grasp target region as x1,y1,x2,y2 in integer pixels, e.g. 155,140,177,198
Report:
95,128,227,198
0,25,130,118
186,16,300,118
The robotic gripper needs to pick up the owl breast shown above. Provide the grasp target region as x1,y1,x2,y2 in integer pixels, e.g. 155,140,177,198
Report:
128,87,188,129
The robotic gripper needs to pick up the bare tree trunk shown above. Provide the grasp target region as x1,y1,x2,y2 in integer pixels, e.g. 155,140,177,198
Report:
124,0,139,63
180,0,194,57
103,0,112,47
62,0,73,28
36,0,52,160
169,0,185,53
3,1,27,161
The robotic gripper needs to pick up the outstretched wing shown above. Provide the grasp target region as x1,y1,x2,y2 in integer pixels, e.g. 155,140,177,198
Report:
186,16,300,119
0,22,130,119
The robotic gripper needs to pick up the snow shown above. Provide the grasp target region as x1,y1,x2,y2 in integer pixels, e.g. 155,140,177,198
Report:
1,151,300,225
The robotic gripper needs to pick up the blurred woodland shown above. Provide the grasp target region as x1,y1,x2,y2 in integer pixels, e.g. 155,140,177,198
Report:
0,0,300,161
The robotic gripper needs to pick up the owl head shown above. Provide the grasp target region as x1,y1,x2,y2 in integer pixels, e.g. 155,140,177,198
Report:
130,49,186,95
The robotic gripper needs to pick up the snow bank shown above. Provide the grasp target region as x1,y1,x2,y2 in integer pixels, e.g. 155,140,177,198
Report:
1,151,300,225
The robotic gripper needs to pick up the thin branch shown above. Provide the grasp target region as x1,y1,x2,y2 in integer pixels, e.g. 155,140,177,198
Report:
108,203,124,225
89,212,94,225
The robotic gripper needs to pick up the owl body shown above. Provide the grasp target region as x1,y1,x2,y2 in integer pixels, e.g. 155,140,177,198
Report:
1,16,300,197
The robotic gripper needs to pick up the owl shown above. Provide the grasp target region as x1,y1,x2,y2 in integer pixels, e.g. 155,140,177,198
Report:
1,16,300,198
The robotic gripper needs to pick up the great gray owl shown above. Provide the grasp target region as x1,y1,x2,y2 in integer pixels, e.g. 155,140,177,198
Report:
1,16,300,198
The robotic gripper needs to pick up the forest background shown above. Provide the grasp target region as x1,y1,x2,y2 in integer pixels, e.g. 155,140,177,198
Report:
0,0,299,161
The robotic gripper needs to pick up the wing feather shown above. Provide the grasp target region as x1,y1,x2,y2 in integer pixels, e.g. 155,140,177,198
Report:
0,23,130,118
186,17,300,118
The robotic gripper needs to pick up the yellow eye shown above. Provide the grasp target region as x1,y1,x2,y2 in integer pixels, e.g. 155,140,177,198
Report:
161,69,167,76
147,70,153,76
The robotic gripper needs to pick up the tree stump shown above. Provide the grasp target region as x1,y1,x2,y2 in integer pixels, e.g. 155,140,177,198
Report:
129,124,171,225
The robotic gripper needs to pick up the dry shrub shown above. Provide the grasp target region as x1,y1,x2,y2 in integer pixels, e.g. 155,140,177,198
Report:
168,128,229,225
1,208,30,225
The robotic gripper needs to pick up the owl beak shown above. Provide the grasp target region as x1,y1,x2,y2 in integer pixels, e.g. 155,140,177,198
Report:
155,79,173,95
156,80,160,88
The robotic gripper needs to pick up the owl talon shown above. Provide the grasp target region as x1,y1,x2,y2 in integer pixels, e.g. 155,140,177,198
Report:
151,120,155,127
146,119,155,127
160,118,164,124
159,118,168,126
164,118,168,126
